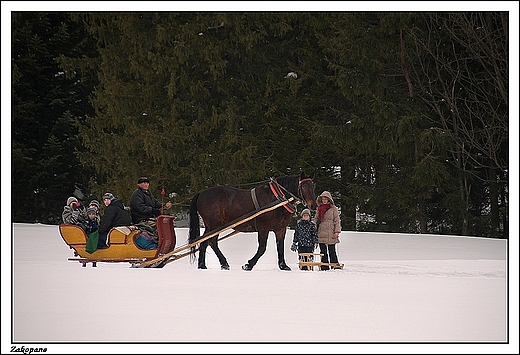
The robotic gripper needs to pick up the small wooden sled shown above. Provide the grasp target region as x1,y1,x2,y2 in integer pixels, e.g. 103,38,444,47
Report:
298,252,344,271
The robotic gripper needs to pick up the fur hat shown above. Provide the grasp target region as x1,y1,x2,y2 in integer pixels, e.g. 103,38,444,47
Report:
103,192,115,201
86,207,97,215
89,200,100,209
67,197,78,206
300,208,311,217
137,176,150,184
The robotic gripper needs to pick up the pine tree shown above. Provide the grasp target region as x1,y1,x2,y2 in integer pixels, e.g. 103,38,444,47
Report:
51,12,508,238
12,12,96,223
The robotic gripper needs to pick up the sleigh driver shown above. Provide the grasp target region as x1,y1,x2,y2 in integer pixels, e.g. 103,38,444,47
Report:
130,176,172,248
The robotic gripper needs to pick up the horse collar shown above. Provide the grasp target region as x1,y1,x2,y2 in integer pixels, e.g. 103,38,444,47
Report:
269,181,296,214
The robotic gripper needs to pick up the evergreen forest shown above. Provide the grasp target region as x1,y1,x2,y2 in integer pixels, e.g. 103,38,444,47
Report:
11,12,509,238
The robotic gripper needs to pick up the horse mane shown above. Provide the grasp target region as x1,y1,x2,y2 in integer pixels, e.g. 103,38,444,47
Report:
274,175,300,196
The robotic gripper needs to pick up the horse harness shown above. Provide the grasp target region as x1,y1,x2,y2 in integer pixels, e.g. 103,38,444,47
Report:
249,178,307,231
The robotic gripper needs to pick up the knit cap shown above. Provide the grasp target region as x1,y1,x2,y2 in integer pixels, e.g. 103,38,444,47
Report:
67,197,78,206
89,200,100,209
103,192,115,201
87,207,97,215
300,208,311,217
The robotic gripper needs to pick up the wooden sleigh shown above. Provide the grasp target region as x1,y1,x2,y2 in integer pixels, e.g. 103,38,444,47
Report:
59,215,177,267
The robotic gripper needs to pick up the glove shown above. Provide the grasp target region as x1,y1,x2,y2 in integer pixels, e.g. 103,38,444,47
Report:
152,208,161,216
290,243,297,252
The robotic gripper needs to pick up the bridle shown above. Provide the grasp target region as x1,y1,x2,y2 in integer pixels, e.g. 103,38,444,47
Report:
272,177,314,206
297,178,314,203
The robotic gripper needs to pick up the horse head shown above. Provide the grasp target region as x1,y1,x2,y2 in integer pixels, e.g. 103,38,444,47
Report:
298,171,317,211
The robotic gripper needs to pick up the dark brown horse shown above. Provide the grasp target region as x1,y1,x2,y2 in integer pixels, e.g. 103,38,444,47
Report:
188,172,316,270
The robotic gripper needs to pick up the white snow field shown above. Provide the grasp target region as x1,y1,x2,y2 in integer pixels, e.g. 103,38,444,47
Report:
4,223,518,354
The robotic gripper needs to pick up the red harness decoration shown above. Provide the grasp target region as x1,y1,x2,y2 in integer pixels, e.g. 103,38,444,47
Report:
269,180,296,213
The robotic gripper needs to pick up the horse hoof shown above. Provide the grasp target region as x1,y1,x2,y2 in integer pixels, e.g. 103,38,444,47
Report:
242,264,252,271
279,264,291,271
221,264,230,270
198,265,207,269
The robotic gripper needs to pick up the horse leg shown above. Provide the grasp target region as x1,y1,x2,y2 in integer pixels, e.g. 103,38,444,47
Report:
197,239,209,269
242,231,268,271
275,229,291,271
209,236,229,270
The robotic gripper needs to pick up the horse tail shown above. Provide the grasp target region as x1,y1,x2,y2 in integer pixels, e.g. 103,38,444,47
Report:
188,193,201,260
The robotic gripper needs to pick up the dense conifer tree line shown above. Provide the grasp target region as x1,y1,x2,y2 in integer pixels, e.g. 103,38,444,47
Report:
12,12,97,224
12,12,508,238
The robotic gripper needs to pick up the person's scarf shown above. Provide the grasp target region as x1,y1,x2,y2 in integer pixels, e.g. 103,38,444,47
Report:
317,203,331,221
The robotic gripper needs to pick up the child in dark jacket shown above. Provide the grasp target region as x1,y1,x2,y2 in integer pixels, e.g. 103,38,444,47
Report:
85,207,100,234
291,209,319,269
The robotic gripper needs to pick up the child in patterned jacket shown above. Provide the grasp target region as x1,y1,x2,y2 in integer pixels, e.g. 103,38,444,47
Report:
291,208,319,269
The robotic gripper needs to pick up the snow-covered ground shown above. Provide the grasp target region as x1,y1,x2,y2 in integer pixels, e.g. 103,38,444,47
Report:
3,223,518,354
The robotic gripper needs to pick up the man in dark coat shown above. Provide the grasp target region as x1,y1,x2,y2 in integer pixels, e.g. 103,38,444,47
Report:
98,192,132,248
130,177,172,224
130,177,172,243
